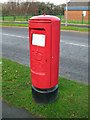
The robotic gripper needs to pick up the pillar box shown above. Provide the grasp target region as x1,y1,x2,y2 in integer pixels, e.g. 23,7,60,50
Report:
29,15,61,104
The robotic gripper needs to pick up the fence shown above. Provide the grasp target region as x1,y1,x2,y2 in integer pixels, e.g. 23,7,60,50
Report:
1,14,89,25
1,14,62,22
1,14,30,22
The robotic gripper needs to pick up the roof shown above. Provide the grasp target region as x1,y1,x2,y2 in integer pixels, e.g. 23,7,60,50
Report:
70,0,89,2
67,0,90,7
64,6,90,11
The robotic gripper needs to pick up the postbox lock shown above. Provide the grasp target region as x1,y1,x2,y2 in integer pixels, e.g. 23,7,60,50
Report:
51,57,53,58
45,59,47,62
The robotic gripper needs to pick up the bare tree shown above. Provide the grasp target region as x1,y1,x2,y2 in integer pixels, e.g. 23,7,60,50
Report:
2,0,65,15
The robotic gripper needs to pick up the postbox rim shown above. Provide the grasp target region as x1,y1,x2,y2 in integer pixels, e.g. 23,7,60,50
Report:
29,15,60,22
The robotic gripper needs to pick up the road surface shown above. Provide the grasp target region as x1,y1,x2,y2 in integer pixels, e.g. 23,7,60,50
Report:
1,26,88,84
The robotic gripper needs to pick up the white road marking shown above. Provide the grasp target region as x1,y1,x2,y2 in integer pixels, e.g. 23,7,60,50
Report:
1,33,89,47
1,33,27,39
65,42,88,47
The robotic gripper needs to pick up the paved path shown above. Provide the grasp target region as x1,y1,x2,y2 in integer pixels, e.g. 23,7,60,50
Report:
1,100,39,118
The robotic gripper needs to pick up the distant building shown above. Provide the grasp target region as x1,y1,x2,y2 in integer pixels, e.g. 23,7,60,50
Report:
64,0,90,21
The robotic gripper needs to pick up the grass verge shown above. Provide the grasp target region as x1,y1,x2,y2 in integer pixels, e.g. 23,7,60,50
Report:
0,23,89,32
61,26,89,32
2,58,88,118
0,23,28,27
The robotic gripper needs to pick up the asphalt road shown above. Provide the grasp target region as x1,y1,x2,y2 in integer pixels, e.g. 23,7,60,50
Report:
1,26,88,85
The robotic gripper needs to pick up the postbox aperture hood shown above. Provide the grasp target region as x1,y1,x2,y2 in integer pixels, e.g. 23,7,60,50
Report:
29,15,60,23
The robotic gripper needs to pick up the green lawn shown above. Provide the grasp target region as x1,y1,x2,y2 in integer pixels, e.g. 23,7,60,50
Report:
61,19,89,25
0,23,89,32
0,15,89,24
2,58,88,118
0,15,32,22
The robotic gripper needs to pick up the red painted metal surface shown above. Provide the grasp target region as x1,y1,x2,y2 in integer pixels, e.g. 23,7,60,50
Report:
29,15,61,89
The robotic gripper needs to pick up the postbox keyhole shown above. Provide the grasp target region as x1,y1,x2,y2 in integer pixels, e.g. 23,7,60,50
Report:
45,59,47,62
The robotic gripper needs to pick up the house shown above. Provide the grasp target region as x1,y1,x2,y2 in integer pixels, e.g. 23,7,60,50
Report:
64,0,90,21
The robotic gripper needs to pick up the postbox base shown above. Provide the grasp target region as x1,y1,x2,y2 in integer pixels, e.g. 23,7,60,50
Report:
32,85,58,104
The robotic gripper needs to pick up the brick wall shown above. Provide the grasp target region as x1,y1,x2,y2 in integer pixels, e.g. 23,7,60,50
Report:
64,10,89,21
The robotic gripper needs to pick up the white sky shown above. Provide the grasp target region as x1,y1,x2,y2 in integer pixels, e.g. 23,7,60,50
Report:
1,0,70,5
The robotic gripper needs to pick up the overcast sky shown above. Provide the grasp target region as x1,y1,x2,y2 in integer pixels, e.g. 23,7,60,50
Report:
70,0,89,2
1,0,89,4
1,0,70,5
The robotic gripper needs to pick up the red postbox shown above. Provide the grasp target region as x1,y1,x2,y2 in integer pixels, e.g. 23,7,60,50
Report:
29,15,60,104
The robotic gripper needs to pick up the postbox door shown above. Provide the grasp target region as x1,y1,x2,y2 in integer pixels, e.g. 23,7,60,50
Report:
29,23,51,89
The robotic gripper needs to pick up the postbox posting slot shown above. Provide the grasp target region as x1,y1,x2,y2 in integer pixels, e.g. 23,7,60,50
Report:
31,28,45,30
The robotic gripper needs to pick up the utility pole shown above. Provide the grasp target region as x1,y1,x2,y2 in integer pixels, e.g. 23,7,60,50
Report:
65,0,68,26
